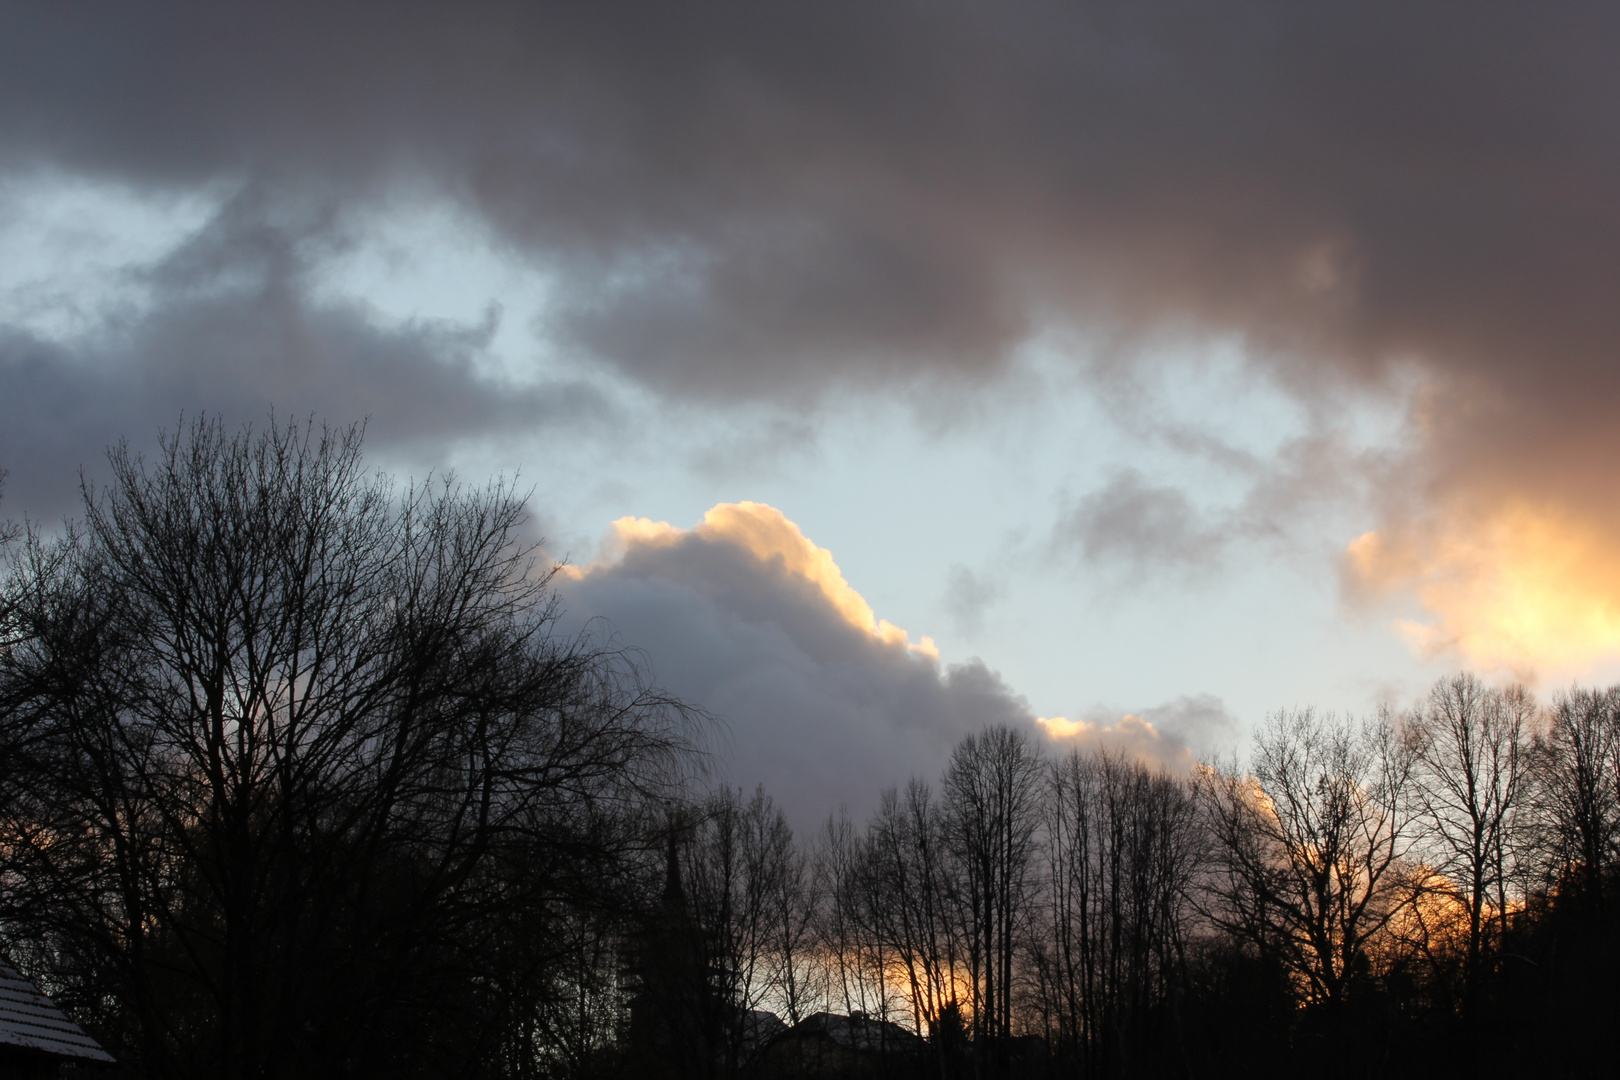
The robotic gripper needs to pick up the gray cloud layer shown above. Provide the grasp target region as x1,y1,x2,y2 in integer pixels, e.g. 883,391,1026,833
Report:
554,507,1034,828
1055,469,1230,577
5,2,1620,665
0,186,605,517
5,4,1616,401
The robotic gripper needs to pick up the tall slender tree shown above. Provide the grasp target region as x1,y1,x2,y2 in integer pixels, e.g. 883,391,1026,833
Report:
866,778,964,1062
1535,686,1620,912
942,726,1042,1074
1041,749,1197,1079
1408,674,1533,1008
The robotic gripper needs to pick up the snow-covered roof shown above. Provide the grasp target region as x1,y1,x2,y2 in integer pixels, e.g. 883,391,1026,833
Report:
0,957,114,1064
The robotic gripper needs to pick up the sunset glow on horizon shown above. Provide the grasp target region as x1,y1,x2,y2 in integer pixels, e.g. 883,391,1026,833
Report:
1346,500,1620,681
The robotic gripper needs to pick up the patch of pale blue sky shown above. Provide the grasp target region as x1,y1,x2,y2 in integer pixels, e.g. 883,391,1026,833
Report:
300,191,559,389
1,183,1450,757
305,200,1446,738
0,172,226,344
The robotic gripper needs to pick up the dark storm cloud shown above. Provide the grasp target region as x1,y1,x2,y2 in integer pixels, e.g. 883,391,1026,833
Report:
7,1,1620,658
4,3,1617,399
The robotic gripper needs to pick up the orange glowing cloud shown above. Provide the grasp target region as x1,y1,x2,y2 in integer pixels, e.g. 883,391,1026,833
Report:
1345,500,1620,677
564,501,938,658
1036,712,1194,771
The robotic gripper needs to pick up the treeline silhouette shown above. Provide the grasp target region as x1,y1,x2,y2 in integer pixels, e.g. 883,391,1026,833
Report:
1,420,1617,1079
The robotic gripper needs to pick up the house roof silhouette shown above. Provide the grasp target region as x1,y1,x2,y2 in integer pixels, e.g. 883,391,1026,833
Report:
0,958,113,1065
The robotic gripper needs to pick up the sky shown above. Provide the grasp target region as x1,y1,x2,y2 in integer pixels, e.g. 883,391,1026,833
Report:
4,2,1620,827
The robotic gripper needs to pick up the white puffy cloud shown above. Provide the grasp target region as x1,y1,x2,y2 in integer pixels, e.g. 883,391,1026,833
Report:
555,502,1035,829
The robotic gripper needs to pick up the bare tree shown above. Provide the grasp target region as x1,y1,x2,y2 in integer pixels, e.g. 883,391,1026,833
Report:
681,784,816,1075
865,778,965,1053
1041,749,1197,1079
814,807,891,1022
942,725,1043,1071
757,795,819,1028
1407,673,1534,1004
1534,685,1620,912
0,417,699,1080
1200,709,1417,1020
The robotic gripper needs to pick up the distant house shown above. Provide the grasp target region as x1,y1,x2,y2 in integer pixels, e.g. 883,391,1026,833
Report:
0,959,113,1078
758,1011,924,1079
739,1009,788,1055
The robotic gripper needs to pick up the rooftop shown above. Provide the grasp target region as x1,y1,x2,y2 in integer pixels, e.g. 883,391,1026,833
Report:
0,958,114,1064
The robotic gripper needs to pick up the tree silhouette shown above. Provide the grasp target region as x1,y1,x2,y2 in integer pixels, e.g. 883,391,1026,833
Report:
0,417,699,1080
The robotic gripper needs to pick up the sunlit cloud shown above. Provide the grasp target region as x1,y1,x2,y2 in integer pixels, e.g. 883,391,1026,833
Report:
566,500,938,658
1345,500,1620,679
1036,712,1195,771
551,500,1031,826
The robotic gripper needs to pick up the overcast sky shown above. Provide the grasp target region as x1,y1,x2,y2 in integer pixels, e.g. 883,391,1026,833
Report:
5,1,1619,826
